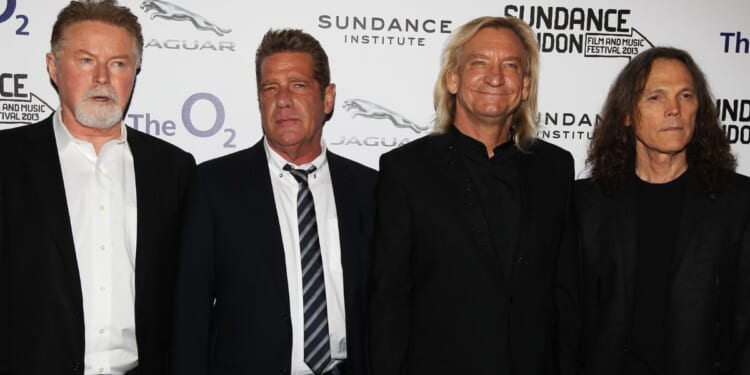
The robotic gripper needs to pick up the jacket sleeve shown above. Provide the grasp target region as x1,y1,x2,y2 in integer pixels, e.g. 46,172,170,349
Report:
0,160,8,375
0,134,11,375
556,156,581,375
737,209,750,374
369,152,413,375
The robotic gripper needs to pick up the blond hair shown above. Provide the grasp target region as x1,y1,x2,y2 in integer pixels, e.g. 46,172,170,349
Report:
433,16,539,150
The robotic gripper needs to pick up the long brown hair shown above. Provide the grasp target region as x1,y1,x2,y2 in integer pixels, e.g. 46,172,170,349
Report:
587,47,735,197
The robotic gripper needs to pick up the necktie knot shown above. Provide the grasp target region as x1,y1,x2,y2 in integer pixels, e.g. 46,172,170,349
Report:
283,164,317,185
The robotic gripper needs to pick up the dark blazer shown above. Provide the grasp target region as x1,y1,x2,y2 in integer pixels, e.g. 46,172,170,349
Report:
574,172,750,375
0,115,195,375
369,128,579,375
170,140,377,375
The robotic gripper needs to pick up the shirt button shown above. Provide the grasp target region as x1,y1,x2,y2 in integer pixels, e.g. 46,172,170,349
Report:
99,205,105,211
99,328,105,334
100,245,106,251
100,286,106,292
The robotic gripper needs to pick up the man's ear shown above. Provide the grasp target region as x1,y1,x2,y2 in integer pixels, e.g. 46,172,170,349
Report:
324,83,336,116
446,69,459,95
46,53,58,85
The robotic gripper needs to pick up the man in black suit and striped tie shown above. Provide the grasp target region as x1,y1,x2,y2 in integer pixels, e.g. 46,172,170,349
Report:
170,29,377,375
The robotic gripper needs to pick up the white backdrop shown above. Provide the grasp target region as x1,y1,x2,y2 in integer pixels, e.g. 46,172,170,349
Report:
2,0,749,177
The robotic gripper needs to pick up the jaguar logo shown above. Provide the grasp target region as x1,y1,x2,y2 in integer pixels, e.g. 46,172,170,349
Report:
140,0,231,36
342,99,429,134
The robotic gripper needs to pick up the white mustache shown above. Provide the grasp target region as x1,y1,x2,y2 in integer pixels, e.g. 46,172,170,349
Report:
83,86,119,104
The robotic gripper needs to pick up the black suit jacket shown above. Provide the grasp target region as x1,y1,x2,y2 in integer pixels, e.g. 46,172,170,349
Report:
369,128,579,375
574,172,750,375
0,115,195,375
170,140,377,375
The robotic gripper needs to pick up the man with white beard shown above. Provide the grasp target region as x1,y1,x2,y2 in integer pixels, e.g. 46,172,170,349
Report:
0,1,195,374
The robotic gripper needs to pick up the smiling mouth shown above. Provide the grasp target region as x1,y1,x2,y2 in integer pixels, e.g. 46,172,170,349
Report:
477,89,512,96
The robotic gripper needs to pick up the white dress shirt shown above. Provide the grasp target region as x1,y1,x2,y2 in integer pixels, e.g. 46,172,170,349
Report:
264,138,347,375
54,111,138,375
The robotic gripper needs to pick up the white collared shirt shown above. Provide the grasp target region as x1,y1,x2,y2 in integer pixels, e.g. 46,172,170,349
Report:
53,110,138,375
264,138,347,375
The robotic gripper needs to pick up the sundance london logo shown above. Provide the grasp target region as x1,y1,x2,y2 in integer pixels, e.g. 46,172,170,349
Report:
0,73,54,126
505,5,654,59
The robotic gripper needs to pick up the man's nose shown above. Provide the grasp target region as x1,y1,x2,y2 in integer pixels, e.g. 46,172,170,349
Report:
485,64,505,86
94,63,110,85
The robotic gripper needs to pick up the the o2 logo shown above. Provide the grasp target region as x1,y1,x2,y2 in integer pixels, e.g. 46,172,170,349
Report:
128,92,237,148
182,92,236,147
0,0,30,36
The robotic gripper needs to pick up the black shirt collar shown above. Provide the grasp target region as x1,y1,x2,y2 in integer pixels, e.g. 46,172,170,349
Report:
450,125,517,164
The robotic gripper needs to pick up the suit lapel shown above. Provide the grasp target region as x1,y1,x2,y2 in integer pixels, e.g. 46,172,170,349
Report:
601,178,638,307
127,130,153,307
26,120,80,288
598,173,707,330
510,153,533,280
328,152,359,311
242,142,290,296
670,174,709,282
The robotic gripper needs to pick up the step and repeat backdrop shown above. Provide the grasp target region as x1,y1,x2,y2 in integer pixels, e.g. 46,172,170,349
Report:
1,0,749,176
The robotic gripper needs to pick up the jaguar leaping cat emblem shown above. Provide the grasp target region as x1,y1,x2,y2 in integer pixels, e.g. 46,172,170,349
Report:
140,0,231,36
342,99,429,134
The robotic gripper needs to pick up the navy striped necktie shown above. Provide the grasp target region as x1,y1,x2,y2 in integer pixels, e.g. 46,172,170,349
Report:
283,164,332,375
